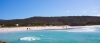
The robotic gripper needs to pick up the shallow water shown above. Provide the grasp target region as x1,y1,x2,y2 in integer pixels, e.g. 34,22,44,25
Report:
0,26,100,43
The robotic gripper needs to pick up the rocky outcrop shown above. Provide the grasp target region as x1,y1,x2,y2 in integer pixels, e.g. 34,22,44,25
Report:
0,40,9,43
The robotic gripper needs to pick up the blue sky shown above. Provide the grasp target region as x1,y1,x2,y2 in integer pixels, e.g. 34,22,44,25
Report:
0,0,100,20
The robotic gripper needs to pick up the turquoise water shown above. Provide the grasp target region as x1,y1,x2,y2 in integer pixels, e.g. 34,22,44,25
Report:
0,26,100,43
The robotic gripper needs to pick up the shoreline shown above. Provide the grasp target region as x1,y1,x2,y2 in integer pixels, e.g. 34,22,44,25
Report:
0,26,65,33
0,25,100,33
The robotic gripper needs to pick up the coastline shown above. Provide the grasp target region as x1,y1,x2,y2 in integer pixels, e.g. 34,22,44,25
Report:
0,25,100,33
0,26,65,33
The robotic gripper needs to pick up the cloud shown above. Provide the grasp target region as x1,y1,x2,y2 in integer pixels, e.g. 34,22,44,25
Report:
87,7,93,10
83,11,86,13
92,14,100,16
93,11,98,12
93,7,99,10
87,7,100,10
83,7,99,13
66,10,69,13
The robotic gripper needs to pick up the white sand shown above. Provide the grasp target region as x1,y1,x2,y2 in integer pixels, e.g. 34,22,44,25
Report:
0,26,66,33
0,25,100,33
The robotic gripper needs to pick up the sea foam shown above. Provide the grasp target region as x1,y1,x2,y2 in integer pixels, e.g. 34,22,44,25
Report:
54,26,98,32
66,27,97,32
20,37,40,41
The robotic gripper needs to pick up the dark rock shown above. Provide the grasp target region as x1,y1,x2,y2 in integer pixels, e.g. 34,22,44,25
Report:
0,40,9,43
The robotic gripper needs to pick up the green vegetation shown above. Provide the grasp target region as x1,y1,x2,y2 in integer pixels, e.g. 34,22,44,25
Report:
0,16,100,27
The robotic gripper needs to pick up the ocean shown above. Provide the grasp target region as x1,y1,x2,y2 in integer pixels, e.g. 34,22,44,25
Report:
0,26,100,43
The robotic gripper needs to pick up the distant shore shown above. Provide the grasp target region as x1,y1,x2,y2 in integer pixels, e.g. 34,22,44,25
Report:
0,25,100,33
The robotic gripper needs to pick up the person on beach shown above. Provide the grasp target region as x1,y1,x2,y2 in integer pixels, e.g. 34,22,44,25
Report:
29,28,30,30
27,28,28,30
66,27,67,28
27,28,31,30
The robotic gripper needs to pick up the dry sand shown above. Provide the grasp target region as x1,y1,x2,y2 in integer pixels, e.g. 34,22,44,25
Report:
0,25,99,33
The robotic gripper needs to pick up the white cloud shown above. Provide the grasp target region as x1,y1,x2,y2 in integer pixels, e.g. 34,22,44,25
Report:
93,11,98,12
93,7,99,10
87,7,93,10
92,14,100,16
86,7,100,12
88,7,100,10
83,11,86,13
66,10,69,13
82,7,99,14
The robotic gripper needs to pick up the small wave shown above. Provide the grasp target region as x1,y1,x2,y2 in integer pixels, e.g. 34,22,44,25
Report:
20,37,40,41
48,26,100,32
53,26,98,32
66,27,96,32
40,35,43,36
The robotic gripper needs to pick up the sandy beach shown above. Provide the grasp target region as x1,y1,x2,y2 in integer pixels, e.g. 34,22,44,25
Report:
0,25,99,33
0,26,65,33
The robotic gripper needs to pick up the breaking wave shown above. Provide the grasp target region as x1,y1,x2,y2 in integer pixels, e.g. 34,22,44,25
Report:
20,37,40,41
54,26,100,32
66,27,96,32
